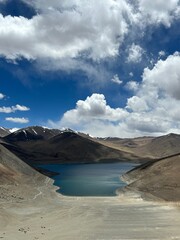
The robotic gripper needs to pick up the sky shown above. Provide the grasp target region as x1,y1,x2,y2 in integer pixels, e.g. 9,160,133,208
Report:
0,0,180,137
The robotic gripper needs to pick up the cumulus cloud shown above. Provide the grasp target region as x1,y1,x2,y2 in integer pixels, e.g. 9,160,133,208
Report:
126,96,149,112
48,93,129,135
49,52,180,137
60,93,128,123
0,104,30,113
0,0,135,61
127,44,144,63
0,0,179,65
125,52,180,134
138,0,180,26
5,117,29,123
142,52,180,100
0,93,5,99
126,81,139,91
111,74,122,85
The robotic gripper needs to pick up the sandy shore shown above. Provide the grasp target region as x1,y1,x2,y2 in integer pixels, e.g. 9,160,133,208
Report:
0,189,180,240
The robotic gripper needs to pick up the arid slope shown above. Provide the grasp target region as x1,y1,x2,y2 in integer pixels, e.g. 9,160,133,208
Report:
0,144,54,202
98,133,180,160
121,154,180,201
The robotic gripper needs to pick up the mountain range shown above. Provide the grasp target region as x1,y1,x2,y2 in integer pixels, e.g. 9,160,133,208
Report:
0,126,141,165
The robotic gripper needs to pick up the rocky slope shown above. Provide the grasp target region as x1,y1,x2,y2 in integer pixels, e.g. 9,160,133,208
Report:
98,133,180,160
0,143,54,202
0,127,10,137
121,154,180,201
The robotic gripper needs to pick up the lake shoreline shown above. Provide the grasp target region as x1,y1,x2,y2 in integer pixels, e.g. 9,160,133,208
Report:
38,162,137,197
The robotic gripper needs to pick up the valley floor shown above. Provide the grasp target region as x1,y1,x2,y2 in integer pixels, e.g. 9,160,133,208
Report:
0,190,180,240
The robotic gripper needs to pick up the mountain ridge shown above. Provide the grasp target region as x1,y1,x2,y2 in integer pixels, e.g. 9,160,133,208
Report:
2,126,180,165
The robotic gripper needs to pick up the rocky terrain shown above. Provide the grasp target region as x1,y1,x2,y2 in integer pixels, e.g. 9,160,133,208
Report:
121,154,180,201
98,133,180,159
0,127,10,137
0,143,55,203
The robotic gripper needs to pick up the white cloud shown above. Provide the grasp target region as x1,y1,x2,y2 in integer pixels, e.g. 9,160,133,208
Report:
127,43,144,63
158,51,166,57
0,0,135,61
0,0,178,66
126,113,171,133
0,104,30,113
0,106,14,113
48,93,129,135
138,0,180,27
61,93,128,122
126,52,180,134
142,52,180,100
0,93,5,99
126,96,149,112
49,52,180,137
126,81,139,91
111,74,122,85
14,104,30,111
5,117,29,123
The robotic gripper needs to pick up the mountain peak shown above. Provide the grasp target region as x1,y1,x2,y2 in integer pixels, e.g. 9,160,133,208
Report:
0,127,10,137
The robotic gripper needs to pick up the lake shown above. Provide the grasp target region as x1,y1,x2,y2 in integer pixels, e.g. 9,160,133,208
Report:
39,162,137,196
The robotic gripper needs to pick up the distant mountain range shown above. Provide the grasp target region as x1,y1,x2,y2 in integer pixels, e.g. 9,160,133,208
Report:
1,126,180,165
97,133,180,159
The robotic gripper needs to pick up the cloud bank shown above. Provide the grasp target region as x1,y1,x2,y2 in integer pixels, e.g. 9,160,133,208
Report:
49,52,180,137
0,0,179,63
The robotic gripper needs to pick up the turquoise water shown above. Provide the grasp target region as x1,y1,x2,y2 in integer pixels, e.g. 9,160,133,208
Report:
40,162,137,196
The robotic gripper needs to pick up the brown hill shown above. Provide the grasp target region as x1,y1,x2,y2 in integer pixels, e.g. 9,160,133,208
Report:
99,133,180,160
121,154,180,201
137,133,180,158
0,144,54,202
2,131,140,165
97,136,154,154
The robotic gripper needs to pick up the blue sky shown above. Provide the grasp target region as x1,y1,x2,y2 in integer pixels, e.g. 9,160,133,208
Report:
0,0,180,137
